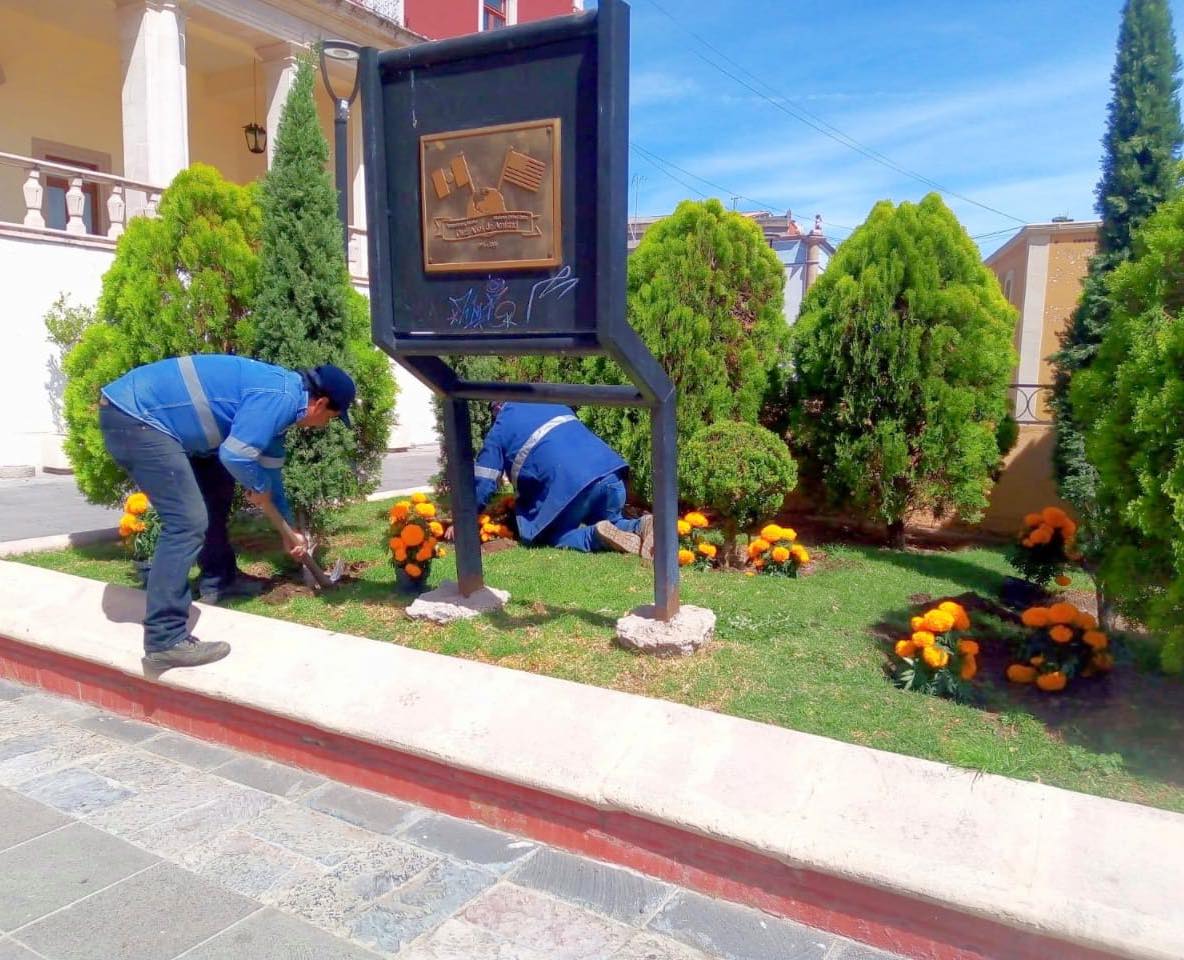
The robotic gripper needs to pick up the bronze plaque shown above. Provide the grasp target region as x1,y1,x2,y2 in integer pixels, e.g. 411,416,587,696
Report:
420,118,562,274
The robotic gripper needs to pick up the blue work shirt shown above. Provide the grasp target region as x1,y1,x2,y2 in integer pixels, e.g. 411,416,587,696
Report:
102,355,303,523
473,403,627,542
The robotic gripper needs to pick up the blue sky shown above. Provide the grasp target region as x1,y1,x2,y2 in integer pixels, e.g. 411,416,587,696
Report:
611,0,1184,253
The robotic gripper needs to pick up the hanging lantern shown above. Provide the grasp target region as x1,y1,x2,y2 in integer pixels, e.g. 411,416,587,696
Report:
243,122,266,155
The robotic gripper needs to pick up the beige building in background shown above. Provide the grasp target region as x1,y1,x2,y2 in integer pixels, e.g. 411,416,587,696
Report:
979,219,1100,534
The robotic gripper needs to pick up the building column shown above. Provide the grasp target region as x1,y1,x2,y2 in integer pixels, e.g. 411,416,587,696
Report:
258,42,303,167
116,0,189,215
349,109,367,275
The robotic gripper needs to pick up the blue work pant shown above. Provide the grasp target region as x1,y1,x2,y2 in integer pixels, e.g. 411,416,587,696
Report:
533,474,640,552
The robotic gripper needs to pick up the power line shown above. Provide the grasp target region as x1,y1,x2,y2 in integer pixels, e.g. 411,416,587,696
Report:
638,0,1028,226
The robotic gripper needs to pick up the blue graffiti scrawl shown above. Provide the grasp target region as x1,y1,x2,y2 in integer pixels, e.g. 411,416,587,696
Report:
447,277,517,330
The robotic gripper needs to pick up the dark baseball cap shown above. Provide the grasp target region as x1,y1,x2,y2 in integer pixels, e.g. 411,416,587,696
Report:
311,364,356,427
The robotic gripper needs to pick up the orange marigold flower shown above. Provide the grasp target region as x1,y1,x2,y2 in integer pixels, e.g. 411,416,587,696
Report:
394,544,407,562
1007,664,1037,684
698,542,717,558
954,612,971,631
790,545,809,563
677,519,692,537
960,657,978,680
894,638,916,658
685,512,709,529
416,544,433,562
436,547,447,558
910,630,936,648
404,563,422,578
957,639,979,656
429,521,444,536
388,536,402,551
410,492,428,504
119,514,136,538
922,609,956,634
1075,611,1098,630
1021,606,1050,628
1048,602,1078,625
1036,671,1068,692
1055,574,1072,587
1092,651,1115,672
759,524,782,541
678,549,695,566
771,546,790,563
753,559,765,569
1023,512,1042,528
125,492,150,516
780,527,797,542
1028,524,1054,545
1083,630,1108,650
1062,520,1078,540
1041,506,1069,528
749,537,770,555
390,502,410,521
479,514,491,525
922,645,949,669
909,615,925,632
1049,625,1074,644
938,601,965,617
402,524,425,547
414,502,436,518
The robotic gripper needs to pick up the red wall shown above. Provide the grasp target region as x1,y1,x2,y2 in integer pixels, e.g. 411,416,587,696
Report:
404,1,578,40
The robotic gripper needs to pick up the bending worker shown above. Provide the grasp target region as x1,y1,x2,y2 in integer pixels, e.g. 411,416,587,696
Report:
464,402,654,556
100,355,355,669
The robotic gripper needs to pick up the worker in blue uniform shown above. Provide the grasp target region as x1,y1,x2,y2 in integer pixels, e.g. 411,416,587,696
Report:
100,355,356,668
463,402,654,556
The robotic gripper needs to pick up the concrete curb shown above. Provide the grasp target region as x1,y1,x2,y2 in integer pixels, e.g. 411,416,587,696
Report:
0,560,1179,960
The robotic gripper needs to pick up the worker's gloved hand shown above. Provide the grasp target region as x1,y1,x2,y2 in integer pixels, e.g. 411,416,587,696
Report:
283,530,308,560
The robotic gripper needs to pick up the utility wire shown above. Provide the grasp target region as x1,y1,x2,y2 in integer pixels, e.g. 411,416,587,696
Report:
639,0,1028,226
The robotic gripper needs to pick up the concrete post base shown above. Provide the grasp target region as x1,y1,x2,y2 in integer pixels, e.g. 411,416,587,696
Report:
405,579,510,623
615,604,715,657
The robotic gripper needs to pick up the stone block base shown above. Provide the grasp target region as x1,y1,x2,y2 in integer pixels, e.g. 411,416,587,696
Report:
406,580,510,624
615,604,715,657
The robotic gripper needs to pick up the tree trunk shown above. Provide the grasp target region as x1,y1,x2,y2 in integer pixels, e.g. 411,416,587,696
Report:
1096,581,1119,633
887,519,907,550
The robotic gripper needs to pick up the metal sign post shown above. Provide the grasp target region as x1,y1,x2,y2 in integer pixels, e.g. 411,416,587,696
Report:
360,0,678,620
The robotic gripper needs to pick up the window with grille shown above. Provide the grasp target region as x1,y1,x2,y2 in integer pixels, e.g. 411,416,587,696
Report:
483,0,506,30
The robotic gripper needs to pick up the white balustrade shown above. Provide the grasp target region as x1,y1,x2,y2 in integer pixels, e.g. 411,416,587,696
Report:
107,185,126,239
22,168,45,228
64,177,87,235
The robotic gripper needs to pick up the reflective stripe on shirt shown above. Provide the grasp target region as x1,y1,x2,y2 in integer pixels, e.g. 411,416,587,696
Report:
177,356,223,448
259,455,285,469
222,436,263,460
510,415,575,486
474,465,501,482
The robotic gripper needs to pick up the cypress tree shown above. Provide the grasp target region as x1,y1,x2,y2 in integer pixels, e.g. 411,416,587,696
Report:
252,58,367,529
789,194,1016,547
1050,0,1182,514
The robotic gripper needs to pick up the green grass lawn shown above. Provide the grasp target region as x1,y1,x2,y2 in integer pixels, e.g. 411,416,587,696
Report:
15,496,1184,813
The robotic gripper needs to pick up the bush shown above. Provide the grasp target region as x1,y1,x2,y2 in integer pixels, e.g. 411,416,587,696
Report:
789,194,1016,546
582,199,789,500
62,165,262,505
1008,602,1114,691
1072,188,1184,671
892,600,977,700
746,523,810,576
680,421,798,565
1008,506,1080,587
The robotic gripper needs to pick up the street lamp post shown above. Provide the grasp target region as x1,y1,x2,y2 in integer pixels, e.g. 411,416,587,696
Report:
319,40,361,259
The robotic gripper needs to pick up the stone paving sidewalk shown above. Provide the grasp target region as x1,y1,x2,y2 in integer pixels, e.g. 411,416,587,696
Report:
0,678,898,960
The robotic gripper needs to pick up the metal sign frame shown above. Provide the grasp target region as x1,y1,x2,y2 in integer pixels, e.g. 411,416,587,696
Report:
360,0,678,620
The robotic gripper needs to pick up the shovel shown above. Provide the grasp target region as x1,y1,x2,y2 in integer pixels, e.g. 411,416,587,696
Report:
256,499,343,590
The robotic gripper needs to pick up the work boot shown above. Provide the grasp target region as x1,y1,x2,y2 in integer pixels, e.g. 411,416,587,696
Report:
145,637,231,668
636,514,655,561
198,575,266,605
594,520,641,554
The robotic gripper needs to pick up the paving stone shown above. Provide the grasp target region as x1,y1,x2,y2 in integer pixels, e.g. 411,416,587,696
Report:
179,908,381,960
0,679,26,701
0,788,70,850
0,822,157,931
305,782,424,835
460,884,634,960
83,750,189,791
128,789,277,859
824,941,903,960
276,839,436,930
85,773,245,837
19,766,133,818
213,755,325,799
648,890,833,960
0,709,56,742
402,812,536,873
397,917,550,960
178,829,325,901
18,693,98,721
512,848,673,926
0,939,42,960
350,858,497,954
18,861,257,960
0,729,111,787
141,732,236,771
614,930,716,960
74,714,158,744
248,804,388,867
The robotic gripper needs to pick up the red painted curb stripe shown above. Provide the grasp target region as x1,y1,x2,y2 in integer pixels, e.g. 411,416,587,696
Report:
0,635,1117,960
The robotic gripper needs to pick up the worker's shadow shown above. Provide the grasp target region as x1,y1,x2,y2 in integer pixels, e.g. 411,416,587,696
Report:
100,583,202,680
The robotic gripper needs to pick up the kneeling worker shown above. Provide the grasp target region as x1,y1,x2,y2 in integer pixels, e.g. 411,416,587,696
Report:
460,402,654,556
100,355,355,668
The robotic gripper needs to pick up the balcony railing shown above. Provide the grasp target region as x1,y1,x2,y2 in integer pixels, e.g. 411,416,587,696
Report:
0,151,164,241
350,0,404,26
